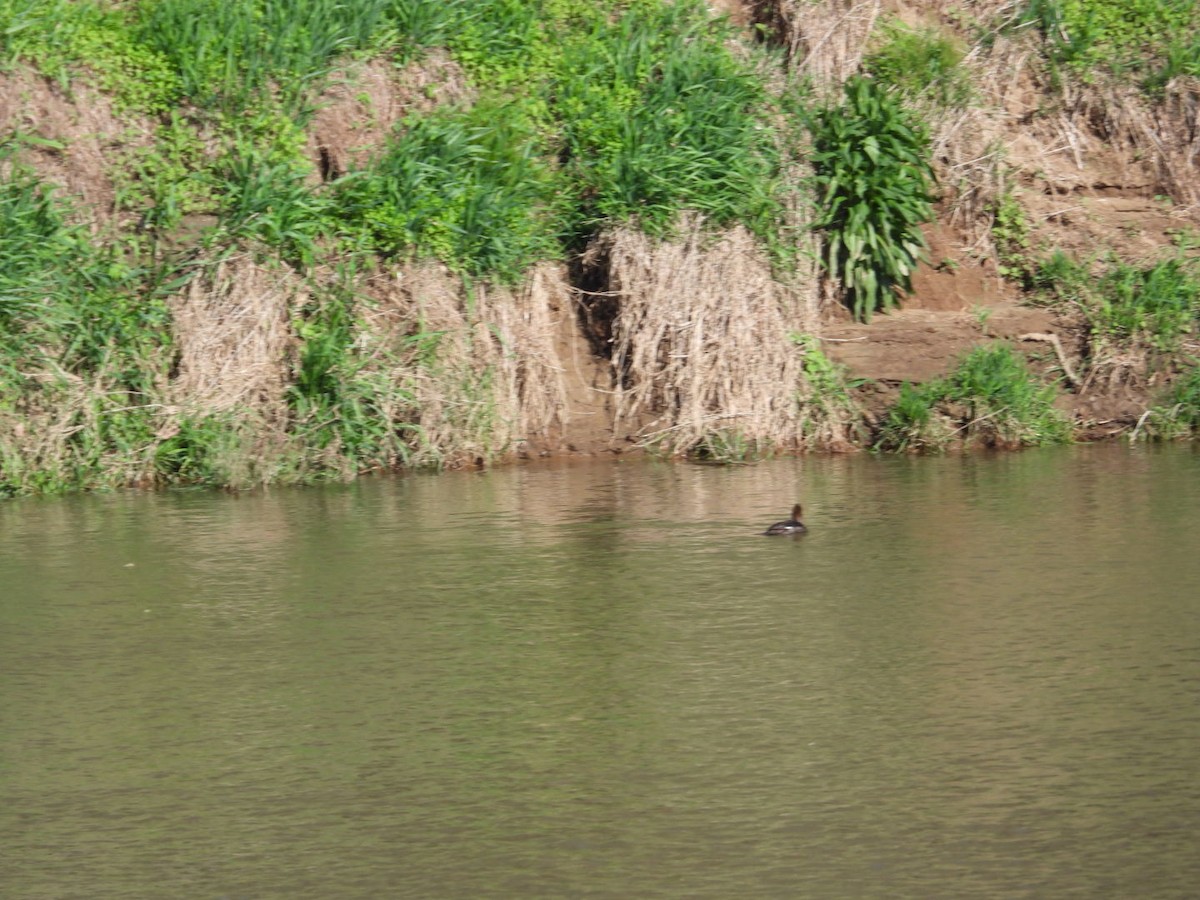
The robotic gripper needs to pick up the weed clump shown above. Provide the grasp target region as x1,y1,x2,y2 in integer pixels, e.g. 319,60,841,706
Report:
863,19,972,109
1031,251,1200,388
876,344,1072,452
553,1,783,244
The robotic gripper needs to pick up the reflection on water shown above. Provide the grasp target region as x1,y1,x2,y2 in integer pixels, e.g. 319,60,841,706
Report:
2,444,1199,898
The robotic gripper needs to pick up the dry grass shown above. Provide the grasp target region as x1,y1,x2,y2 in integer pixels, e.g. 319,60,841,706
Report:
0,358,171,490
169,252,301,418
359,260,571,464
580,215,851,456
922,29,1039,253
752,0,880,88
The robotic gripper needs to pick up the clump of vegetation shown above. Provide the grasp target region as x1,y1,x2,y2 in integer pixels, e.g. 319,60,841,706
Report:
1032,251,1200,355
0,152,175,496
331,102,562,283
552,1,783,244
792,334,865,446
1019,0,1200,92
991,188,1035,283
133,0,390,112
876,344,1072,452
808,75,936,322
863,19,972,108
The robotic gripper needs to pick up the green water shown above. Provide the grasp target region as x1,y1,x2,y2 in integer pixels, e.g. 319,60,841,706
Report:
2,444,1199,898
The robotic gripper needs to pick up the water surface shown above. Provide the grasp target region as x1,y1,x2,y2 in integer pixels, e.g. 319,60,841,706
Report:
2,444,1199,898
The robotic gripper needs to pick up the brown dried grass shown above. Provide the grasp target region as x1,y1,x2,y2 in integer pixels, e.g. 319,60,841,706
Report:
752,0,881,88
169,252,301,419
582,216,853,456
934,12,1200,254
359,261,571,464
0,356,172,490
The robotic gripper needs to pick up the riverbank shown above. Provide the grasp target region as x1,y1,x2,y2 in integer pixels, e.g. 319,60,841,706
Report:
1,0,1198,493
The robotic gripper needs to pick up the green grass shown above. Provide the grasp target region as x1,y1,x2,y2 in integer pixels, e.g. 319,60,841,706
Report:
1018,0,1200,92
1033,251,1200,353
863,18,973,108
808,75,936,322
876,344,1072,451
551,0,783,244
133,0,390,111
329,101,563,282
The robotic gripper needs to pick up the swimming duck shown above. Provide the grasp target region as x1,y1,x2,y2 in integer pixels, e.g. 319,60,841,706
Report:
763,503,806,536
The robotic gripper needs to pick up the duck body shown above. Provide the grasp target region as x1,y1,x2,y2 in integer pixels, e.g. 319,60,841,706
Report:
763,503,806,536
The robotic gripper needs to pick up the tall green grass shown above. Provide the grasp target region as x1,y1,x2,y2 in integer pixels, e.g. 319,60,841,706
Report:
552,0,783,243
134,0,390,111
329,102,562,282
808,76,936,322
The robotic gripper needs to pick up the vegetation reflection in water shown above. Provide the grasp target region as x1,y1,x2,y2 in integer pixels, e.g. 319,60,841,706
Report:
1,444,1199,898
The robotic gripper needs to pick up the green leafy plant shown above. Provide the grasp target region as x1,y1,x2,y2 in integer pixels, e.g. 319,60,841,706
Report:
808,75,936,322
992,190,1033,282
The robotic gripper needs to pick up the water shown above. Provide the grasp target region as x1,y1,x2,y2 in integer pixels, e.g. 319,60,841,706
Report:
2,444,1199,898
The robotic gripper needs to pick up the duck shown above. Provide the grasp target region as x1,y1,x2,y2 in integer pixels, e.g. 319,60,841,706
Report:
763,503,806,536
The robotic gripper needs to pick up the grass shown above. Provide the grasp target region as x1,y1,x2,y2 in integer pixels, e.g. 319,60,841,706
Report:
329,101,562,283
1032,251,1200,355
863,18,973,109
1018,0,1200,92
133,0,390,112
0,149,178,495
876,344,1072,452
551,0,784,245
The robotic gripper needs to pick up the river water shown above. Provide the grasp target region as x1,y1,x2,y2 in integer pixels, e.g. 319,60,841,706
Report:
2,444,1199,898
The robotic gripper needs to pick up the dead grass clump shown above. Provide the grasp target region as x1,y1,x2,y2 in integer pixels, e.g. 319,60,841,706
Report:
358,261,570,464
1076,77,1200,207
0,68,155,230
581,216,852,456
169,252,301,419
751,0,880,88
926,31,1038,247
306,50,473,181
